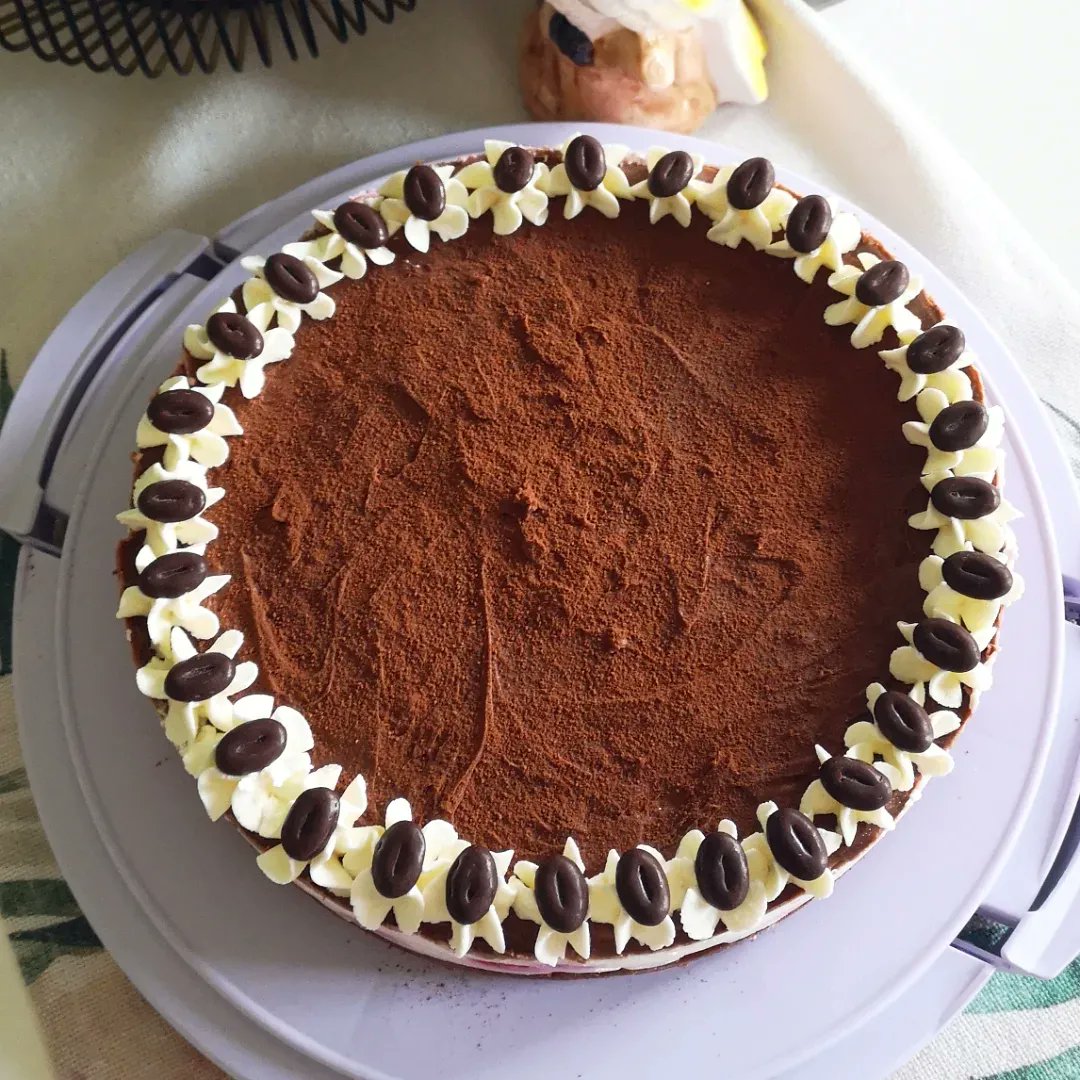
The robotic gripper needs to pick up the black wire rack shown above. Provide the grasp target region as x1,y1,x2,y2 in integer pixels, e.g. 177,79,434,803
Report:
0,0,415,76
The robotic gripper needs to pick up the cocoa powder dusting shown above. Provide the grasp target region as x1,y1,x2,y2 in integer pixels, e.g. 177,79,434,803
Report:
207,202,928,869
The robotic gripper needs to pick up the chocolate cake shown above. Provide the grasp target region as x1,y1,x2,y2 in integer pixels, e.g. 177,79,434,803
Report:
116,137,1021,973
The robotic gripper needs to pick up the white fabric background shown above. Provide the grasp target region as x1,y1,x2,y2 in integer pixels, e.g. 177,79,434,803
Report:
1,0,1079,1076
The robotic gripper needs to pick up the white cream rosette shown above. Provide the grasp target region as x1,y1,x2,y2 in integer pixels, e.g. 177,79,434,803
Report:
117,543,228,655
193,695,314,809
254,775,368,895
378,165,470,254
185,297,296,399
697,165,795,251
766,198,861,282
665,821,768,941
588,845,676,953
749,802,841,901
880,323,974,403
240,254,342,336
889,620,994,709
846,683,960,792
283,204,395,281
919,552,1023,632
824,252,922,349
800,747,895,848
540,135,632,219
510,838,591,966
902,387,1003,479
457,141,550,235
628,146,707,227
908,469,1019,558
116,459,222,558
136,627,258,747
342,798,460,935
420,846,515,957
135,377,242,470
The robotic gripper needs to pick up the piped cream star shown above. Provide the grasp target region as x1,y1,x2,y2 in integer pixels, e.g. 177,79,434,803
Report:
256,774,368,895
135,377,241,471
800,746,894,847
665,821,768,941
185,297,296,399
846,683,960,791
136,628,258,747
117,545,228,655
908,470,1019,558
343,798,461,934
880,323,974,403
919,552,1023,633
116,460,222,558
750,802,841,900
195,696,315,815
420,847,515,957
696,165,794,250
240,254,341,335
457,141,550,235
283,203,395,280
902,387,1003,479
628,146,708,227
539,135,633,219
889,621,994,709
766,197,861,280
824,252,922,349
378,165,470,254
588,846,676,953
510,838,591,966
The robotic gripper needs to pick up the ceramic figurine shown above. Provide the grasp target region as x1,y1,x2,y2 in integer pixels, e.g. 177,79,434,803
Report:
520,0,769,133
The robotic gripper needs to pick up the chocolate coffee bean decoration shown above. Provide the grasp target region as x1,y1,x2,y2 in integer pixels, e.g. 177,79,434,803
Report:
214,718,287,776
785,194,833,253
206,312,263,360
403,164,446,222
913,618,980,672
906,325,965,374
855,260,910,306
694,831,750,911
333,201,388,249
615,848,670,926
446,845,498,924
820,757,892,812
493,146,535,194
930,476,1000,520
371,821,426,899
648,150,695,199
564,135,606,191
137,551,208,599
873,691,934,753
265,253,319,304
535,854,588,933
137,480,205,523
942,550,1013,601
281,788,340,861
765,808,827,880
726,156,775,211
929,400,989,452
163,652,235,702
147,389,215,435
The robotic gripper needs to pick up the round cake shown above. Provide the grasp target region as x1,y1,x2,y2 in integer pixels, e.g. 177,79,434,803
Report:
116,136,1022,974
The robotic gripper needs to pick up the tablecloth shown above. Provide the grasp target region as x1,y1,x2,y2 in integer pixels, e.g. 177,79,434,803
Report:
2,0,1080,1075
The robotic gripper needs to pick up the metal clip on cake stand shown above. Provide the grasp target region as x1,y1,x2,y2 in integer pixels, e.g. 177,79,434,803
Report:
3,127,1080,1078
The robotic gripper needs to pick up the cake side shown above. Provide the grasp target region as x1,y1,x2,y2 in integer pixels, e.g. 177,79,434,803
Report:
115,140,1021,973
